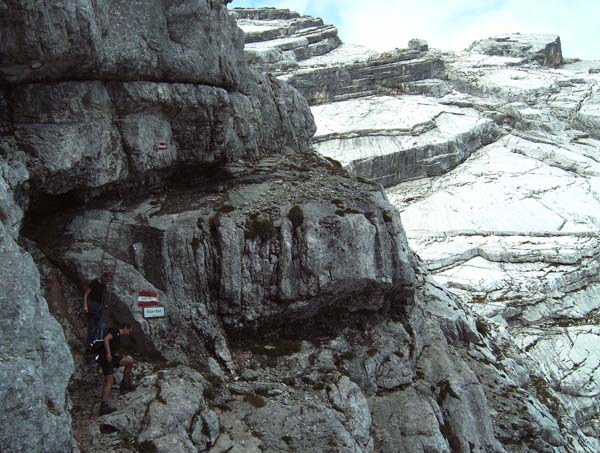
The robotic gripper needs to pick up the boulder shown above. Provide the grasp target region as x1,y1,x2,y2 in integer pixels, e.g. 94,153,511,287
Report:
408,38,429,52
91,366,215,453
467,33,563,67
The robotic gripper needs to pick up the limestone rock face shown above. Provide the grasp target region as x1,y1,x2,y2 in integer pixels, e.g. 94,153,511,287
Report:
34,152,415,368
3,1,596,452
2,1,315,200
0,194,74,452
312,96,500,186
231,7,341,74
90,366,216,453
0,1,314,451
0,0,247,87
235,7,600,451
467,33,563,67
204,266,562,453
232,8,445,105
8,77,314,197
388,54,600,451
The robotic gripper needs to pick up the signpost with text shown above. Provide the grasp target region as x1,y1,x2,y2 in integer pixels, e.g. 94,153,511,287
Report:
138,291,165,318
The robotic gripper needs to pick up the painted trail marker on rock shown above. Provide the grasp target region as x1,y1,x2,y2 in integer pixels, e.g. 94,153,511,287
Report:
138,290,159,307
138,291,165,318
158,140,167,150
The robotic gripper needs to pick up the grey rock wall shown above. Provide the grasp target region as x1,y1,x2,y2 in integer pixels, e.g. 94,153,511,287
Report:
0,1,316,451
283,49,446,105
3,1,315,201
0,168,74,452
8,77,314,197
34,152,415,368
0,0,247,88
1,2,584,452
235,8,444,105
232,7,599,451
72,263,565,452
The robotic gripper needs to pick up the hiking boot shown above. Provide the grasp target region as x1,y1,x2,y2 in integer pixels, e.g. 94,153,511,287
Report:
99,401,116,416
120,378,137,394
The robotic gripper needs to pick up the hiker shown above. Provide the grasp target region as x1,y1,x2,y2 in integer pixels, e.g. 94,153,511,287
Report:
93,322,136,415
83,272,112,348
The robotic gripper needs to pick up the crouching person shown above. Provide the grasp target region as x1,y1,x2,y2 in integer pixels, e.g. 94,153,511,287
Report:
96,322,136,415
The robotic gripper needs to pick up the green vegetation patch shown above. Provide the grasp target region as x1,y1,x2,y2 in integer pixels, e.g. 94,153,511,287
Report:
244,394,267,408
245,215,275,241
476,318,491,338
287,205,304,229
216,204,235,214
208,212,221,232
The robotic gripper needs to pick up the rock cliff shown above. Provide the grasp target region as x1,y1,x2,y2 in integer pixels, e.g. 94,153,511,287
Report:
2,2,598,452
0,0,315,450
0,158,74,452
237,7,600,452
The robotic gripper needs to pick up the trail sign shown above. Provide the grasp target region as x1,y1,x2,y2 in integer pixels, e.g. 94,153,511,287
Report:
138,290,159,307
143,306,165,319
157,140,167,150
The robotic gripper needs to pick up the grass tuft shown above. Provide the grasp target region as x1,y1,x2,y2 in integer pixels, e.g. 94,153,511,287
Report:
288,205,304,229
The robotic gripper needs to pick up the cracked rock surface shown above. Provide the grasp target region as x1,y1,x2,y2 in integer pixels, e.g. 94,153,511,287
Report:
0,156,74,452
237,7,600,451
389,55,600,450
2,2,599,452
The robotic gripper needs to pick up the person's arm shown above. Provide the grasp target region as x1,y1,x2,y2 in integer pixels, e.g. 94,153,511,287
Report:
103,333,113,361
83,287,91,313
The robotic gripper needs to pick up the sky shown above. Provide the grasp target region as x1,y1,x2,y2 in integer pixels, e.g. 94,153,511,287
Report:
230,0,600,60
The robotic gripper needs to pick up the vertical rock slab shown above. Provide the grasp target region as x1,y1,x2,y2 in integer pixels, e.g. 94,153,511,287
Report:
0,221,74,452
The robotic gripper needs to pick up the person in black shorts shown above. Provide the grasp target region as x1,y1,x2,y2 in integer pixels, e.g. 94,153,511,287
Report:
83,272,112,347
95,322,135,415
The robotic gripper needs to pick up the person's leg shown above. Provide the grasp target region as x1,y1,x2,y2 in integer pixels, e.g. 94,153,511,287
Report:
101,374,113,402
121,356,134,378
98,356,117,415
119,356,136,393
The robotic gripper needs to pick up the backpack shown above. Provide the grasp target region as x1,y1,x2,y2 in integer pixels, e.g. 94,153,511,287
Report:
89,327,111,353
